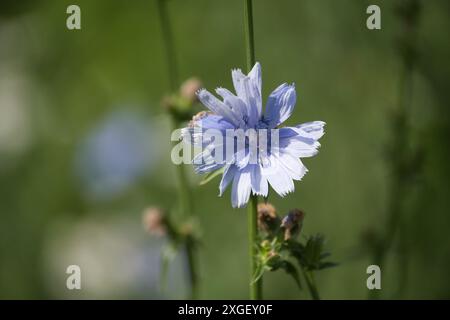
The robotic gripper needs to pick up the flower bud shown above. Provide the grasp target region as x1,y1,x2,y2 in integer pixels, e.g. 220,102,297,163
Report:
180,77,202,103
162,77,203,123
142,207,167,237
257,202,280,234
281,209,305,241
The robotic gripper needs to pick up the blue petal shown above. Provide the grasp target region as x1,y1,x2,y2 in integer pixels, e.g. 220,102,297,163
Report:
234,143,251,169
197,114,235,131
193,161,224,174
278,127,322,158
278,127,299,139
296,121,325,139
231,166,252,208
219,164,237,196
264,83,296,128
197,89,240,126
240,77,260,127
248,62,262,117
232,68,246,99
231,62,262,127
182,114,232,148
260,154,295,197
193,145,225,174
250,164,268,197
215,87,247,127
277,152,307,181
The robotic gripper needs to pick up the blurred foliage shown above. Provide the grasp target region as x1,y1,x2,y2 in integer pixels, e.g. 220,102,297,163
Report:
0,0,450,299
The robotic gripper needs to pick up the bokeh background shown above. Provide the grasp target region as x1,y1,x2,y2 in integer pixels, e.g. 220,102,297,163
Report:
1,0,449,299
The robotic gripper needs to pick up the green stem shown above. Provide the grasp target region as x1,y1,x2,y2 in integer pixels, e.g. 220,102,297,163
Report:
171,118,193,217
303,269,320,300
185,237,198,299
248,194,262,300
157,0,197,299
157,0,178,91
368,1,420,299
244,0,256,70
181,161,196,299
244,0,261,300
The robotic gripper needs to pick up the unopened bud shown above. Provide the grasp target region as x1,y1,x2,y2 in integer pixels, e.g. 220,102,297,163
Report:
180,77,202,103
142,207,167,237
257,202,280,234
281,209,305,241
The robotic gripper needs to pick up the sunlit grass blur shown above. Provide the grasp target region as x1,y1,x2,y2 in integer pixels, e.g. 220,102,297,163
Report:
0,0,449,299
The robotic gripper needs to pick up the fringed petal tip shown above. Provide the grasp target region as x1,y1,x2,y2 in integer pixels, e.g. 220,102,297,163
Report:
195,88,207,97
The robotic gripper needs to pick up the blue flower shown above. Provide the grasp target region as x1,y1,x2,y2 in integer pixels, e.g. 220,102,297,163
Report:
75,111,157,200
182,63,325,208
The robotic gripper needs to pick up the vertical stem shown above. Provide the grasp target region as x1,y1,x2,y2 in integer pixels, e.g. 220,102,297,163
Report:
303,269,320,300
185,237,198,299
157,0,193,217
244,0,256,69
248,194,262,300
157,0,197,299
368,0,420,299
393,2,421,298
157,0,178,91
244,0,261,300
173,140,193,217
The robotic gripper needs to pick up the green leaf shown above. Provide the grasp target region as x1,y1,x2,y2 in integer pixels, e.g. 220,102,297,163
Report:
318,261,339,270
266,254,283,270
285,239,306,267
320,252,331,259
304,234,325,267
199,167,225,186
252,264,269,284
281,260,302,289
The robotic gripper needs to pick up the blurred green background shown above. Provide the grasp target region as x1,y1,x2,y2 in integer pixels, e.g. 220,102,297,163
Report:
1,0,449,299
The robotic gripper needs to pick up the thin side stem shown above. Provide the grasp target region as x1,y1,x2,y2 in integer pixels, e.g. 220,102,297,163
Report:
368,1,420,299
172,125,193,217
248,194,262,300
157,0,178,91
185,238,198,299
368,61,410,302
157,0,193,217
303,269,320,300
157,0,197,299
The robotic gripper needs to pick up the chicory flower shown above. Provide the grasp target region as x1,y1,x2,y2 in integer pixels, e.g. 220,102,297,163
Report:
182,63,325,208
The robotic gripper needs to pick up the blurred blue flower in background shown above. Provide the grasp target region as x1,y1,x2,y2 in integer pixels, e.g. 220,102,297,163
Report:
75,110,157,200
